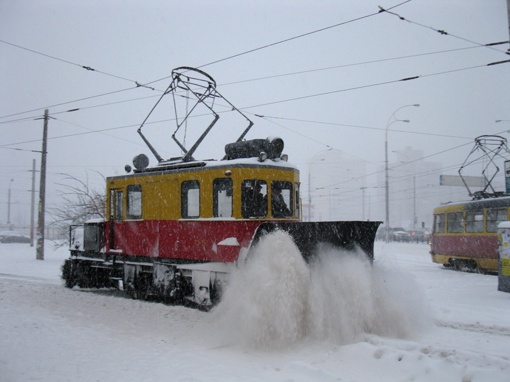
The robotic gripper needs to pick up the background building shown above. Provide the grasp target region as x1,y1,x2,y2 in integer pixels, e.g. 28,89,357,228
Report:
305,146,481,231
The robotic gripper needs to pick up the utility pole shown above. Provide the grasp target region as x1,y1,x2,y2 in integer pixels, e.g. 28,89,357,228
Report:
36,109,48,260
30,159,36,247
7,179,13,226
413,176,417,229
507,0,510,53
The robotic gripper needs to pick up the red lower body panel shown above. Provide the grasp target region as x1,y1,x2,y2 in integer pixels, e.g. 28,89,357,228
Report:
105,220,262,262
430,234,497,260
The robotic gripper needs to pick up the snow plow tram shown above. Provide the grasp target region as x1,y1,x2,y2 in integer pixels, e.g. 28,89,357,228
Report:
62,67,381,308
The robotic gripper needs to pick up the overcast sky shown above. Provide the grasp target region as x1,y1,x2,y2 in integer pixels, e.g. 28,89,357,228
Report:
1,0,509,226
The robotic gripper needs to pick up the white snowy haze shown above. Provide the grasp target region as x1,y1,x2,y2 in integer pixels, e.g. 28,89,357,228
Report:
1,0,510,228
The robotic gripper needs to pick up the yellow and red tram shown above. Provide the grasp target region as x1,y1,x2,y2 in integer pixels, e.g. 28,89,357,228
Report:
62,66,380,308
430,197,510,272
106,154,300,263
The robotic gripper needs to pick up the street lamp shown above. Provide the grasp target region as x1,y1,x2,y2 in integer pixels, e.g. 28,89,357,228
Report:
384,104,420,242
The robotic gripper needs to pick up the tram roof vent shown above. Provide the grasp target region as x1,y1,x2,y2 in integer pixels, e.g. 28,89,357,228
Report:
224,137,284,161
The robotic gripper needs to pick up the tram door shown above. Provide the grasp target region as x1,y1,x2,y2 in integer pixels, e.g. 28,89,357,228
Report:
109,189,123,249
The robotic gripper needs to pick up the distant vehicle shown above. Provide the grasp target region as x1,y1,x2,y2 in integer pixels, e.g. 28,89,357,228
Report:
392,230,410,242
0,231,30,244
376,227,409,241
430,135,510,273
430,196,510,273
407,229,430,243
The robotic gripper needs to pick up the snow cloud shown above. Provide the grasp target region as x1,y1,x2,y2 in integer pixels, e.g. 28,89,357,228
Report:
211,231,430,349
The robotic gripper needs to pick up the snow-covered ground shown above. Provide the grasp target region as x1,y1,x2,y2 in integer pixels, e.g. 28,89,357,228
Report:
1,237,509,382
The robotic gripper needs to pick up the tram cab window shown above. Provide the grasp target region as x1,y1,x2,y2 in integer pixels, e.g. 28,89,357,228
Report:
447,212,464,233
127,185,142,220
181,180,200,218
465,211,484,233
434,213,446,233
242,180,267,218
271,181,292,218
213,178,233,218
487,208,508,232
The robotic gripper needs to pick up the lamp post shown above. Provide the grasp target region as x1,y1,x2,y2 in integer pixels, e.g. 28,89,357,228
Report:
384,104,420,242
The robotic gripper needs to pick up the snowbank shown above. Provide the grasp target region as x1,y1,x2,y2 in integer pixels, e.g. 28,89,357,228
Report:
1,239,509,381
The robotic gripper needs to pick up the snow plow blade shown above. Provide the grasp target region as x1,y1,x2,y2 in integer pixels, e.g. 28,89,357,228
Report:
251,221,382,262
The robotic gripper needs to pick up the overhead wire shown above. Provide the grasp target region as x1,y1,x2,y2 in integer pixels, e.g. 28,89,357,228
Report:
378,7,510,56
3,0,502,126
253,114,474,140
143,0,413,86
0,39,155,89
2,43,486,124
0,94,162,125
220,45,487,87
196,0,413,70
1,0,507,166
1,1,401,120
2,53,502,152
0,86,141,120
238,58,509,111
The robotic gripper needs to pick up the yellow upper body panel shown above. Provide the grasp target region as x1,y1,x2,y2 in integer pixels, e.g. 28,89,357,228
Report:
106,160,301,221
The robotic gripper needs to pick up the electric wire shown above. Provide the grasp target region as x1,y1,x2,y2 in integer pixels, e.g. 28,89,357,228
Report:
220,45,486,87
0,86,140,120
240,60,509,110
1,2,506,176
379,7,510,56
0,39,155,89
0,94,162,125
1,0,501,123
144,0,413,85
254,114,473,140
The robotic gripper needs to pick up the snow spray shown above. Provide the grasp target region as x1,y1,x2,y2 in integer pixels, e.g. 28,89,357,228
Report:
211,231,429,349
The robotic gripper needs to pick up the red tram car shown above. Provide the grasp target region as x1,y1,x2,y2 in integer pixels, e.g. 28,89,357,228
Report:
430,196,510,273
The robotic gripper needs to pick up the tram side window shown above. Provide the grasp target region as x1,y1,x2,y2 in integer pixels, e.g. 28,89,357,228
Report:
181,180,200,218
447,212,464,233
487,208,508,232
115,192,123,221
465,211,484,233
127,185,142,220
433,213,445,233
110,190,123,221
271,181,292,218
213,178,233,218
241,180,267,218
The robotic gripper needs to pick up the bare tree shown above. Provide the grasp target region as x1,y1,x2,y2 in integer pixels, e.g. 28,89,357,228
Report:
50,173,105,239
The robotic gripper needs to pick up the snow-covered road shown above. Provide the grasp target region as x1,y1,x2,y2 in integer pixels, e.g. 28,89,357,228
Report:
1,240,509,381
